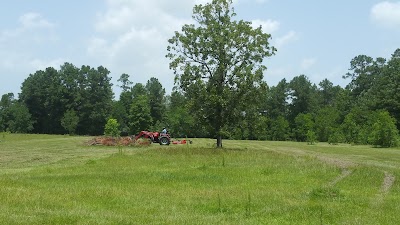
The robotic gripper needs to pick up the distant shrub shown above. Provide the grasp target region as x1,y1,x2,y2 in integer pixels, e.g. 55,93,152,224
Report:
104,118,120,137
368,111,399,147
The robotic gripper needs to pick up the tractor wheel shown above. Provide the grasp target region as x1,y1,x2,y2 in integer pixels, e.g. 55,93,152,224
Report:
159,136,170,145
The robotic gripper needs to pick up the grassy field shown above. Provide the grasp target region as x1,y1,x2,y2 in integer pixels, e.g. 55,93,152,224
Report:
0,134,399,224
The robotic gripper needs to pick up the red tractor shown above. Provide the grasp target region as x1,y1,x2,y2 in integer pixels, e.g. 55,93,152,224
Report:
132,131,171,145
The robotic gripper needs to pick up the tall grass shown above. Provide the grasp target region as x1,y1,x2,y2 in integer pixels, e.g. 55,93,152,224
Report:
0,134,399,224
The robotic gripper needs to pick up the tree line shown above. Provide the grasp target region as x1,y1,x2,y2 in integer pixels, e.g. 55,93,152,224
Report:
1,0,399,147
1,49,399,147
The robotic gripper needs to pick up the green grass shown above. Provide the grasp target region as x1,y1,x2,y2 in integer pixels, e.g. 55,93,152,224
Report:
0,134,399,224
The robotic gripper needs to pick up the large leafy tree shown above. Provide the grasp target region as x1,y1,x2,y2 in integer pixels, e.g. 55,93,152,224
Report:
166,0,276,147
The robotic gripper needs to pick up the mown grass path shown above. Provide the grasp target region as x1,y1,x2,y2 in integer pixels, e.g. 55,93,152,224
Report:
0,134,399,224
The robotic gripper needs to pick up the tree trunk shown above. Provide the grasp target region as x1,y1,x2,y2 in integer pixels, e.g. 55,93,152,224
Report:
217,135,223,148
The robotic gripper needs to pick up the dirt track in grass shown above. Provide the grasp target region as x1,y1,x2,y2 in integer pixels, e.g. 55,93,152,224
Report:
260,142,398,207
369,171,396,207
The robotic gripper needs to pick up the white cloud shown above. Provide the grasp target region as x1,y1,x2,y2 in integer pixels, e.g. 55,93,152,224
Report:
87,38,109,57
251,19,280,34
0,13,57,64
93,1,198,41
96,0,207,33
94,6,134,33
0,50,67,95
371,1,400,28
90,0,209,93
275,31,298,49
0,12,60,96
0,49,66,74
19,12,55,29
300,58,317,70
0,29,20,42
1,12,55,43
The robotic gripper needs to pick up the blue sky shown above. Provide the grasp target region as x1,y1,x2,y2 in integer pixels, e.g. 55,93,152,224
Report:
1,0,399,98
